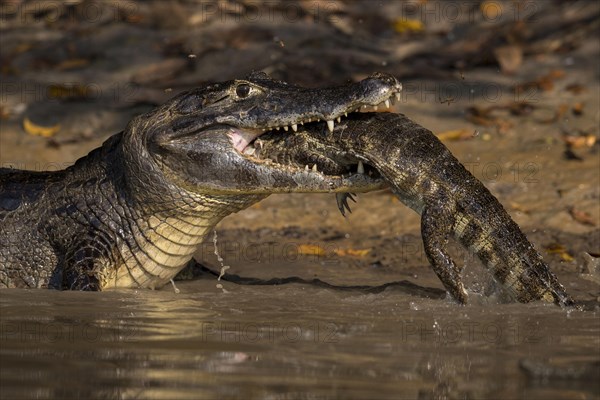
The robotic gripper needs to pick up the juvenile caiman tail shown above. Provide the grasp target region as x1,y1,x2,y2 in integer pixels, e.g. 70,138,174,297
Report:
259,112,576,307
449,198,575,307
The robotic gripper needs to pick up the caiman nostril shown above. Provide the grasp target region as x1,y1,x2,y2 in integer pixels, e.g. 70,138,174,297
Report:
367,72,398,85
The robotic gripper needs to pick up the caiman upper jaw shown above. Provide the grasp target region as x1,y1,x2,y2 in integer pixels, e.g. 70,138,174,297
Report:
229,73,403,154
261,73,403,134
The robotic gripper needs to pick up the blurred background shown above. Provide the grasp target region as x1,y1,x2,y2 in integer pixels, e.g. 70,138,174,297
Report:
0,1,599,399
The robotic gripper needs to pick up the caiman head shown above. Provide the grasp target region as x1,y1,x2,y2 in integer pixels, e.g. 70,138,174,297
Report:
122,71,401,196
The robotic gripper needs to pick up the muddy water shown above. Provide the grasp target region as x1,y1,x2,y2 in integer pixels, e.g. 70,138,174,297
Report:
1,279,598,399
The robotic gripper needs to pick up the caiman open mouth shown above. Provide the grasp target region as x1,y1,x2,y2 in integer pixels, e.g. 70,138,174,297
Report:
227,85,402,178
242,122,382,179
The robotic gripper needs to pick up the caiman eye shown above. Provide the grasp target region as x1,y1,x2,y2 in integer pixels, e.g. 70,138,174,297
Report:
235,84,252,98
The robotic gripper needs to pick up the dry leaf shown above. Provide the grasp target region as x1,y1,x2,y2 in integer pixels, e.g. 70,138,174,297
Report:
514,70,566,94
562,134,597,148
23,117,60,137
47,84,92,100
297,244,327,257
125,13,144,24
565,83,586,95
510,201,530,214
465,105,514,133
568,206,597,227
436,129,473,141
334,248,371,257
536,104,569,124
393,18,424,34
55,58,90,71
545,243,575,262
546,70,566,80
572,102,584,116
494,45,522,75
0,105,9,120
507,102,536,116
481,1,503,19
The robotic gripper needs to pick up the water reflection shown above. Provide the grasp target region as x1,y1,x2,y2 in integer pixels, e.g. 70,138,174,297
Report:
1,281,598,399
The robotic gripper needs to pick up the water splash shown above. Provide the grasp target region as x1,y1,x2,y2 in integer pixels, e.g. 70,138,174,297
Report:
213,230,230,293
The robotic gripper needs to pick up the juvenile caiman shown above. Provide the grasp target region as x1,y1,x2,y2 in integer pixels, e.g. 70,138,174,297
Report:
257,112,576,308
0,72,400,290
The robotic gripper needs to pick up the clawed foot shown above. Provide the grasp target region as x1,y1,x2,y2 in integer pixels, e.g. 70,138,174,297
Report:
335,192,357,217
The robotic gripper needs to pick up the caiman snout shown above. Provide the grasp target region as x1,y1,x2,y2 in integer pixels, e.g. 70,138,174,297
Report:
363,72,403,96
345,72,403,114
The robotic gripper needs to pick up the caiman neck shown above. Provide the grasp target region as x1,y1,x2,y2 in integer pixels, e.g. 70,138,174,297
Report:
89,131,265,290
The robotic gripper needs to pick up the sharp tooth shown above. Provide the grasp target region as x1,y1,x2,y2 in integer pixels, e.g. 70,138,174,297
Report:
283,126,289,131
300,121,304,125
373,105,378,111
327,120,334,132
336,117,341,123
276,127,280,130
292,123,297,132
357,161,364,174
305,165,309,171
395,93,401,101
385,99,390,108
312,164,318,172
344,112,348,117
243,147,256,156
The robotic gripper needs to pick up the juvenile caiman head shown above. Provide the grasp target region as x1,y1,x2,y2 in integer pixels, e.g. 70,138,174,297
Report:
123,71,401,195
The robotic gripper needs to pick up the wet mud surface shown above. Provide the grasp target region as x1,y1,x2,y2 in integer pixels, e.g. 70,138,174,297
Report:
1,1,599,399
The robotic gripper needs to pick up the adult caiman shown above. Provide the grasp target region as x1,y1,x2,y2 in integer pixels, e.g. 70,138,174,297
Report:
0,72,400,290
257,112,576,308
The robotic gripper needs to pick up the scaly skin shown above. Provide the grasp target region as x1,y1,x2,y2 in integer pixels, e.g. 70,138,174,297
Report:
258,112,576,307
0,73,401,290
